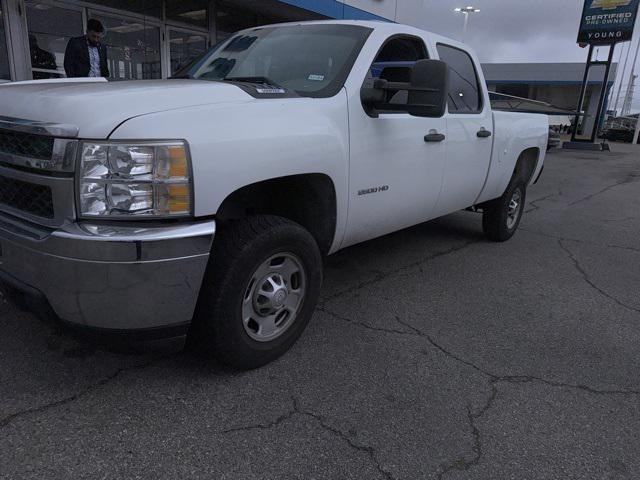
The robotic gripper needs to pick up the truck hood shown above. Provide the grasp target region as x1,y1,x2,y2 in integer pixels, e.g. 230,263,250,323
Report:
0,79,254,138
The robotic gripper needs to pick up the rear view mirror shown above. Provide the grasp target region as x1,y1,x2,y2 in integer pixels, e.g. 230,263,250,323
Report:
406,59,449,118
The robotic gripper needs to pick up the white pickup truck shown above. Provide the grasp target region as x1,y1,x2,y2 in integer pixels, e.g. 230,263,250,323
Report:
0,21,547,368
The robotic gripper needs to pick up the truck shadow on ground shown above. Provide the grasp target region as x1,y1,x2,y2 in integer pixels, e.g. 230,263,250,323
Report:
1,211,486,369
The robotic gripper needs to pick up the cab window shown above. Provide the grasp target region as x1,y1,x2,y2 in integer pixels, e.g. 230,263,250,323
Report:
436,43,483,113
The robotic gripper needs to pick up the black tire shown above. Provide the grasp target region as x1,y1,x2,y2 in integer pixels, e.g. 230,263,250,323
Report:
482,176,527,242
190,215,322,370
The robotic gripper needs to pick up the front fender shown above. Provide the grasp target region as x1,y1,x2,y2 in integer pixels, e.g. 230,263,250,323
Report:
110,91,350,249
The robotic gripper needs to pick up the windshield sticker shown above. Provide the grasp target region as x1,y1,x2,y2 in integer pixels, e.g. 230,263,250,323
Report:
308,74,325,81
256,87,286,94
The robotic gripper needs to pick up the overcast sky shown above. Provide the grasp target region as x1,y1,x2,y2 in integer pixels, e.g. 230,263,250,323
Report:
400,0,640,111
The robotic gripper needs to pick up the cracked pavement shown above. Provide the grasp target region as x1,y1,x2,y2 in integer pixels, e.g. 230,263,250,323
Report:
1,143,640,479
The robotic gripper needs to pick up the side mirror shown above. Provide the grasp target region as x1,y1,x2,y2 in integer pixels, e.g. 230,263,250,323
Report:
360,59,449,118
406,59,449,118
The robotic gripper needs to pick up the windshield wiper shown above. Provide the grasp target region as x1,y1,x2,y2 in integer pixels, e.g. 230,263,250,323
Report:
223,76,284,89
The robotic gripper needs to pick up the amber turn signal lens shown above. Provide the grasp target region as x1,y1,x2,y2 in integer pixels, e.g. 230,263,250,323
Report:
168,146,189,178
167,184,190,214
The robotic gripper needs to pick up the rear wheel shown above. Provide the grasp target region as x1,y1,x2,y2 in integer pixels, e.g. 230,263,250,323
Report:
190,215,322,369
482,177,526,242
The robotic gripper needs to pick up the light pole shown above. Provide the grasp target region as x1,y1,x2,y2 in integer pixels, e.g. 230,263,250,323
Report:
454,6,480,42
613,41,632,115
622,37,640,116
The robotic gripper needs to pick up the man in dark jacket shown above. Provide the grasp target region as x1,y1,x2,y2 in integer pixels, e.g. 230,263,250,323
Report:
64,19,109,78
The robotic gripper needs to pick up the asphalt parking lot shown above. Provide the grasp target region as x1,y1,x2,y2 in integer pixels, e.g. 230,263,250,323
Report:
1,142,640,480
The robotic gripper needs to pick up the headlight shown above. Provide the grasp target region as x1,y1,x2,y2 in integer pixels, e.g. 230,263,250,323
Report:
78,141,192,218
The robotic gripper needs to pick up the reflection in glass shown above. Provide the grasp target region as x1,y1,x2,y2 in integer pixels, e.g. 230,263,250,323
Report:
89,0,161,19
169,31,207,76
0,4,10,80
216,3,258,42
92,13,161,80
25,1,84,78
166,0,209,29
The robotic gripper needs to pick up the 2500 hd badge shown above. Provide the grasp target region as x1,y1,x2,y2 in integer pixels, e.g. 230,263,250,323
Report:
358,185,390,196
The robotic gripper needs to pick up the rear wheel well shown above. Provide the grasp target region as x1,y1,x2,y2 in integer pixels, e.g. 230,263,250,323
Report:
216,174,337,255
513,147,540,184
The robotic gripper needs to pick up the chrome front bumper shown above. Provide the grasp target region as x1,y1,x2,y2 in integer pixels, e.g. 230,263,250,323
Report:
0,213,215,331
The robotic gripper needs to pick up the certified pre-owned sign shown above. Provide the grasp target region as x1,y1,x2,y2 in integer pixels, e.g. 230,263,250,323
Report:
578,0,640,44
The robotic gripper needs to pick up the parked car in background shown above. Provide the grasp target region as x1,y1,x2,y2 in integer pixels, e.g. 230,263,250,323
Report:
600,114,639,143
0,21,548,369
600,127,636,143
547,127,561,150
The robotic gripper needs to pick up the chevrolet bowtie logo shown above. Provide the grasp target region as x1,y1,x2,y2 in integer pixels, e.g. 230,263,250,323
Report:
591,0,631,10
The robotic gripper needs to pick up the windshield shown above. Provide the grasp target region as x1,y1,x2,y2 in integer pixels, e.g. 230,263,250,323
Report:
177,24,373,98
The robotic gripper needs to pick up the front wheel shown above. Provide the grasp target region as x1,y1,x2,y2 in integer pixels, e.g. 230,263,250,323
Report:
190,215,322,370
482,178,527,242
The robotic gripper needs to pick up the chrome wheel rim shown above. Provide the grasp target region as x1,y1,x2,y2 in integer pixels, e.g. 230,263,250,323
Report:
242,253,306,342
506,189,522,230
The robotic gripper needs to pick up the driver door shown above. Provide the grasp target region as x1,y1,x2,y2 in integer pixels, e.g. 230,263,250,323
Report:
342,35,446,248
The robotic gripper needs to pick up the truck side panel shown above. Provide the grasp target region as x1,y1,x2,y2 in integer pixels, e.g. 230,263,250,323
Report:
476,111,548,204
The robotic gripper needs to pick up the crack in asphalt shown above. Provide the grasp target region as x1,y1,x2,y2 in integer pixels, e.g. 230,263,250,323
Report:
568,177,639,207
558,239,640,315
0,357,165,429
320,308,640,478
520,228,640,255
524,192,559,214
437,384,498,480
221,397,396,480
321,240,476,307
323,308,640,396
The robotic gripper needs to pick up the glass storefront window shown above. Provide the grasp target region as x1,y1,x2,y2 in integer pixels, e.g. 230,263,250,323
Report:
92,13,161,80
0,3,10,80
166,0,208,29
25,2,84,79
169,30,207,75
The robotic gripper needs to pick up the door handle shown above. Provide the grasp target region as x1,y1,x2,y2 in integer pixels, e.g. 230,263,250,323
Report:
477,128,492,138
424,131,446,143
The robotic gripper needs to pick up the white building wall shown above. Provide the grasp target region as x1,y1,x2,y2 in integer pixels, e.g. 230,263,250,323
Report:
338,0,426,25
393,0,427,25
341,0,397,19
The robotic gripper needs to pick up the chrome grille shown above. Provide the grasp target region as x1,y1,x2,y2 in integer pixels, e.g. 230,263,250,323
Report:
0,116,79,173
0,116,79,227
0,129,54,160
0,175,54,219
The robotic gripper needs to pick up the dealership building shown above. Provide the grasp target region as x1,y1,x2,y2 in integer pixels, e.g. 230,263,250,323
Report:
0,0,428,82
484,63,618,111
